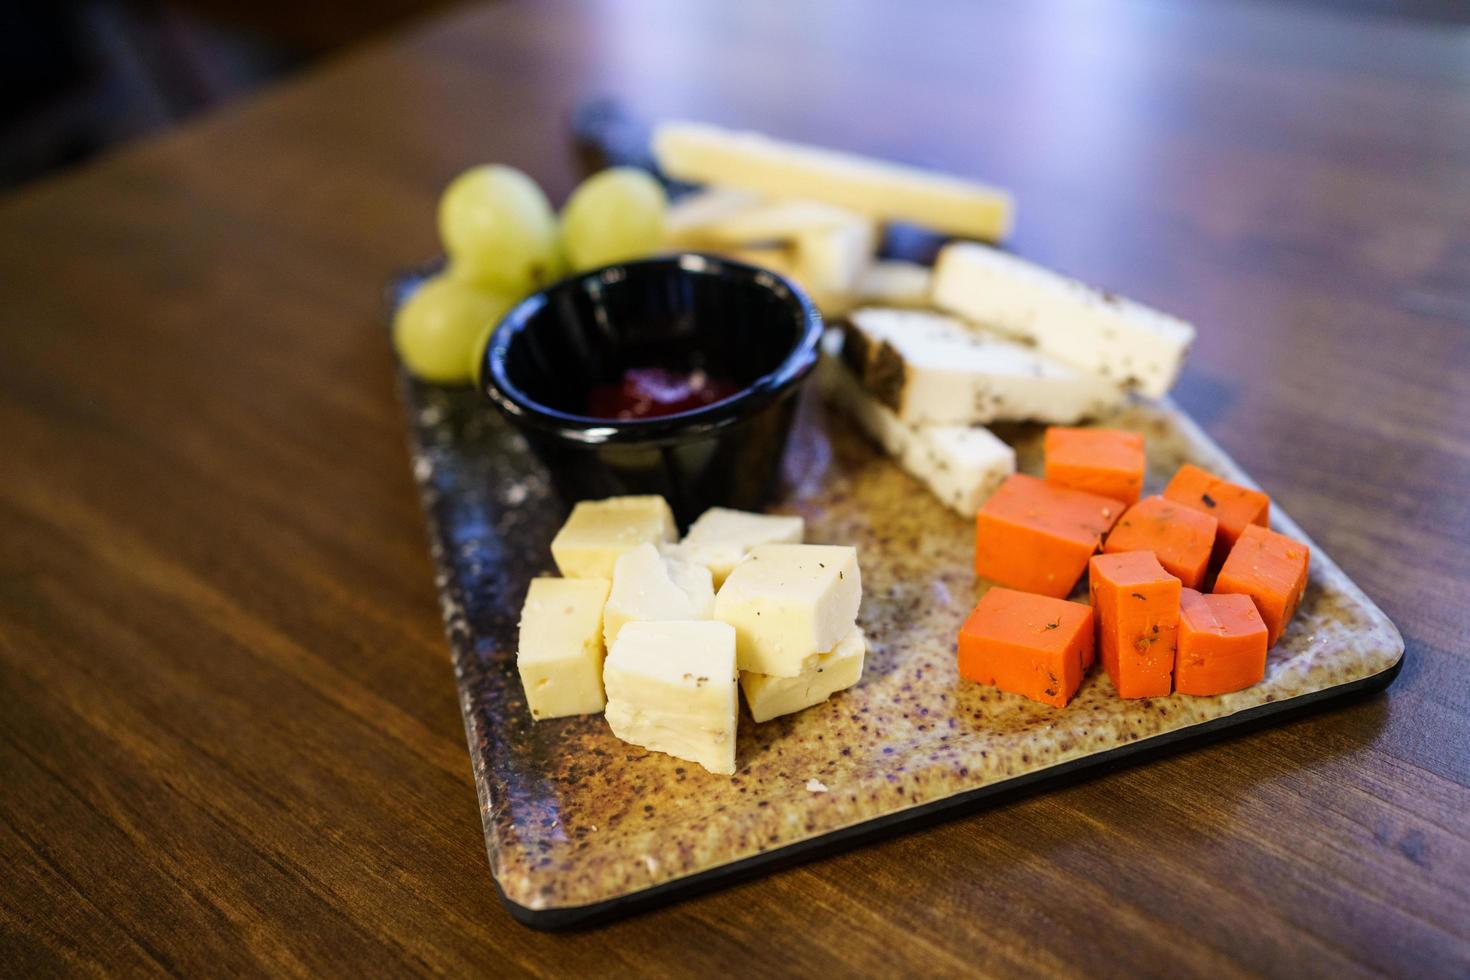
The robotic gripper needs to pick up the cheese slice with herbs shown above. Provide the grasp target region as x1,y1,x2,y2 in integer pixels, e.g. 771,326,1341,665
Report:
818,353,1015,518
932,242,1195,398
840,307,1125,426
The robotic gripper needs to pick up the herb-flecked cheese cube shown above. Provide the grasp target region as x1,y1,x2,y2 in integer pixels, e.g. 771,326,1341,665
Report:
714,544,861,677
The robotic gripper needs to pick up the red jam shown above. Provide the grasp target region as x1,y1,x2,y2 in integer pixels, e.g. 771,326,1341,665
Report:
586,367,741,420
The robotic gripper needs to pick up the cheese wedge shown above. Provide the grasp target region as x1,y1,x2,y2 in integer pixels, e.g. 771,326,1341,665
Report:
932,243,1195,398
741,626,866,722
818,353,1016,517
604,620,739,775
602,543,715,649
855,260,932,308
653,121,1014,241
516,577,612,720
841,307,1125,425
666,507,805,587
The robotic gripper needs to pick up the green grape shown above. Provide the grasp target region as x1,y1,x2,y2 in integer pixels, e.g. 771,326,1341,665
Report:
438,165,561,295
393,274,514,385
560,167,668,271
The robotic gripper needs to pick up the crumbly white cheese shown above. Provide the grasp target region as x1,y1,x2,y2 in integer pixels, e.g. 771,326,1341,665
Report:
652,121,1014,241
603,620,739,775
515,577,612,719
741,626,866,722
842,307,1124,425
665,507,805,587
818,353,1015,517
602,543,715,649
549,496,677,579
714,544,861,677
931,242,1195,398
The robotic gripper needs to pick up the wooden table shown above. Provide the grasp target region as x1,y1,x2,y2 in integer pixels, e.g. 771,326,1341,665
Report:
3,1,1467,975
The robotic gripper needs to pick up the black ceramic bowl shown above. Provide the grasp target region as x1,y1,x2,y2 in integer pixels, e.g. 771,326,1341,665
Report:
481,254,824,527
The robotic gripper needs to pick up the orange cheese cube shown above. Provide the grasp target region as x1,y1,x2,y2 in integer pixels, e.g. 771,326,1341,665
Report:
957,587,1094,708
1214,523,1310,647
1044,427,1146,505
1162,463,1270,567
1088,551,1181,699
1175,589,1268,695
1103,495,1218,590
975,474,1124,599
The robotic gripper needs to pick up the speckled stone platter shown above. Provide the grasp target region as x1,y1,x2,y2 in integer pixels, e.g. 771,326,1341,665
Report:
398,368,1403,929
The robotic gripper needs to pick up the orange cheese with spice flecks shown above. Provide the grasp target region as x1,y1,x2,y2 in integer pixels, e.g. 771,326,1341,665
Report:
1175,588,1268,695
1089,550,1181,699
1044,426,1146,505
957,587,1094,708
1214,523,1310,647
1163,463,1269,568
975,474,1123,599
1103,495,1218,590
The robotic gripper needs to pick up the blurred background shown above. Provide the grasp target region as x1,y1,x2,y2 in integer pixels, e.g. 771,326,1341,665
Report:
3,0,1468,192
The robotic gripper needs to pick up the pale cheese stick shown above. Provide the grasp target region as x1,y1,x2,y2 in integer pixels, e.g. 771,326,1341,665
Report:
653,121,1014,241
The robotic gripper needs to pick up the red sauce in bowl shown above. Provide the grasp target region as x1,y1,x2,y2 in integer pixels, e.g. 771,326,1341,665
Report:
586,367,742,420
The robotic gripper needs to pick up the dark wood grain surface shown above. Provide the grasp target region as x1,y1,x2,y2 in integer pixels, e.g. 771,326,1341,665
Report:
1,0,1466,975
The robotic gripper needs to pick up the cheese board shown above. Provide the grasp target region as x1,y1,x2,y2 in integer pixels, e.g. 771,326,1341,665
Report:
395,342,1401,928
389,111,1403,928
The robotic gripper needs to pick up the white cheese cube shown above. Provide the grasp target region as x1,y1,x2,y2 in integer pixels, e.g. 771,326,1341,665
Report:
653,121,1014,242
665,507,805,586
516,577,612,720
932,242,1195,398
603,620,739,775
842,307,1124,426
602,543,715,649
855,260,932,308
549,495,677,579
818,354,1015,517
741,626,866,722
714,544,861,677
